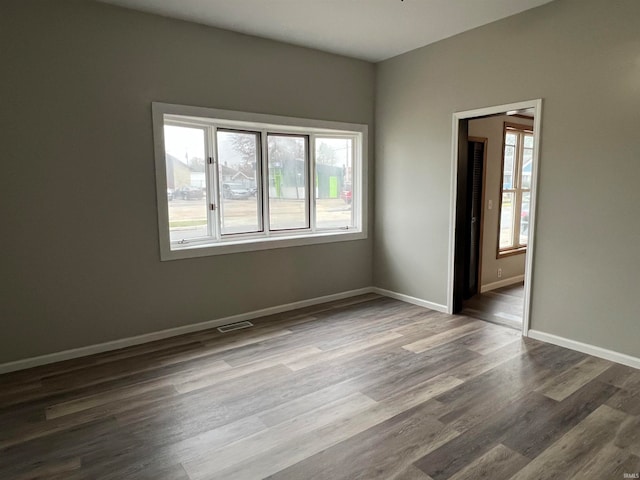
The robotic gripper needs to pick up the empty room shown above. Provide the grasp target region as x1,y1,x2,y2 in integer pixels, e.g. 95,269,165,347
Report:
1,0,640,478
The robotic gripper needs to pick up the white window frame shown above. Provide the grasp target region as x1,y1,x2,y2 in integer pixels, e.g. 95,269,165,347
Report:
498,123,533,257
152,102,368,260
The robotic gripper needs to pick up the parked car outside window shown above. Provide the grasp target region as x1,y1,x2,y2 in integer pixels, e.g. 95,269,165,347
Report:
340,182,352,204
175,186,204,200
223,183,251,200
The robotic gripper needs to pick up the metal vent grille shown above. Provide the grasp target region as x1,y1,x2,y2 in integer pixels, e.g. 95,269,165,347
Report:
217,321,254,333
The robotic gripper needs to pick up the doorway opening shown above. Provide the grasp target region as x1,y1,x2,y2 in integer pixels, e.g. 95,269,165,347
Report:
448,100,542,336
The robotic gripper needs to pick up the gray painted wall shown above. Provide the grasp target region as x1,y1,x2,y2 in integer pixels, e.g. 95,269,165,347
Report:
375,0,640,356
0,0,374,363
468,115,533,288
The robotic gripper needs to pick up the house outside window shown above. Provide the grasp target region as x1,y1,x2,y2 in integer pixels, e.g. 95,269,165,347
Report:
498,123,533,257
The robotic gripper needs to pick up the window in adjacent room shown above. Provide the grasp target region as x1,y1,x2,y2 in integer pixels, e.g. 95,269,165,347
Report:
153,103,367,260
498,123,533,257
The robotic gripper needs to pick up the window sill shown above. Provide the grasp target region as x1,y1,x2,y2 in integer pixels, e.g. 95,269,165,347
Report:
160,229,367,261
497,247,527,259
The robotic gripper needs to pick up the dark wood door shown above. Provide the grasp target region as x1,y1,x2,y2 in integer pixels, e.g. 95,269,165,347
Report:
453,125,486,313
464,140,485,299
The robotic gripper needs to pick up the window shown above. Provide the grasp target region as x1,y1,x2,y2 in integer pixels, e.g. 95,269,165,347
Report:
498,123,533,257
153,103,367,260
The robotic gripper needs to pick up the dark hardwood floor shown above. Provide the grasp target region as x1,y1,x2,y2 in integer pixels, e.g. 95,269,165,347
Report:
461,283,525,329
1,294,639,479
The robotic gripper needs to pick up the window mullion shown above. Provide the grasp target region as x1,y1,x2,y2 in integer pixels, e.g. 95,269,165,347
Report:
309,135,317,232
203,127,213,238
351,136,358,229
513,132,524,247
256,131,264,234
261,129,270,236
210,126,221,241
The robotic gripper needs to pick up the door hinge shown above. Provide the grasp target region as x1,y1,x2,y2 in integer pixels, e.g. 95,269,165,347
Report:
208,157,214,164
210,203,217,211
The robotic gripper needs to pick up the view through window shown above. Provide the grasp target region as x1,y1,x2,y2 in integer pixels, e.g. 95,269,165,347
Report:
155,105,366,258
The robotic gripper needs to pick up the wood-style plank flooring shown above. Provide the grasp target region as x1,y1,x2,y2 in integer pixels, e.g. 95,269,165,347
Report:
1,294,639,479
461,283,524,329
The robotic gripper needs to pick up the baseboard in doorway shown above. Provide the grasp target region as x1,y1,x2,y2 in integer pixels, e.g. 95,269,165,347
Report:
480,275,525,293
372,287,448,313
528,329,640,370
0,287,375,375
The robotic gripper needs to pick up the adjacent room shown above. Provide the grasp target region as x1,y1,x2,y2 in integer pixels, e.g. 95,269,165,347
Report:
2,0,640,478
459,110,535,329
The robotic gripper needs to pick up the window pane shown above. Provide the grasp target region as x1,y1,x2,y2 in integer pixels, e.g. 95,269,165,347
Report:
217,130,261,235
520,192,530,246
315,137,354,229
268,135,308,230
503,145,515,189
164,125,208,242
500,192,514,249
524,134,534,148
521,148,533,189
505,132,517,146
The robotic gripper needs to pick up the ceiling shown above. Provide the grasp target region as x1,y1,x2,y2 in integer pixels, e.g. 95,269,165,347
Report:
97,0,554,62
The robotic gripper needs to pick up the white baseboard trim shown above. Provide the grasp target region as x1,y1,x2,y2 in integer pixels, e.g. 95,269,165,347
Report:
528,329,640,370
372,287,448,313
480,275,525,293
0,287,375,375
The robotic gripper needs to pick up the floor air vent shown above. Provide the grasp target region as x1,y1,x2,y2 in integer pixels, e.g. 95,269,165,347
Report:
217,321,254,333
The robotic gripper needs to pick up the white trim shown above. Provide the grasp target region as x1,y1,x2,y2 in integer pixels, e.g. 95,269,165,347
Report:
480,275,525,293
372,287,448,313
528,330,640,370
446,112,459,315
447,99,543,339
157,102,370,133
523,100,543,337
0,287,374,375
162,230,367,260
